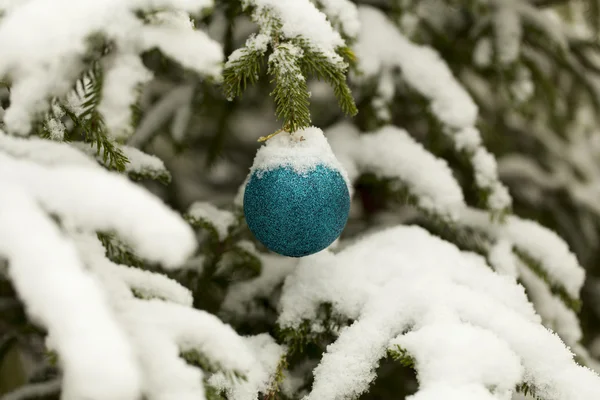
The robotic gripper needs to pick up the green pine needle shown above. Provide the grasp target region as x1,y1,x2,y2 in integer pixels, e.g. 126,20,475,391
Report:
97,232,145,268
223,48,264,100
65,64,129,172
268,43,311,132
221,16,357,133
299,45,358,117
515,382,542,400
388,345,416,369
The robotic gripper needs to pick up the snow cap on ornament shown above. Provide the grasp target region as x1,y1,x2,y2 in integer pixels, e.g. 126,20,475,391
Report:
243,127,351,257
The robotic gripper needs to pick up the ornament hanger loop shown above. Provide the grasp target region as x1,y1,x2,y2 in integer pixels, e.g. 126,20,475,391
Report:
258,125,307,143
258,127,286,142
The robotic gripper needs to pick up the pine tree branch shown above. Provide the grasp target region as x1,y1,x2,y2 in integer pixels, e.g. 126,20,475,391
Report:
268,43,311,132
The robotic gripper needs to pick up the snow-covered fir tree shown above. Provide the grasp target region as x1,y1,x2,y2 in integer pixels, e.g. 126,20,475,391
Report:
3,0,600,399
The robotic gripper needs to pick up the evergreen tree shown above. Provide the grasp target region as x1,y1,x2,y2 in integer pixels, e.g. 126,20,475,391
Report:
2,0,600,399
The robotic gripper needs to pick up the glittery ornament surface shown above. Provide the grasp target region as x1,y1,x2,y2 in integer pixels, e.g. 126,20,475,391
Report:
243,164,350,257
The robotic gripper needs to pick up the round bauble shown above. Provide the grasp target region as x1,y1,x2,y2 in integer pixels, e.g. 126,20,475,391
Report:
243,128,351,257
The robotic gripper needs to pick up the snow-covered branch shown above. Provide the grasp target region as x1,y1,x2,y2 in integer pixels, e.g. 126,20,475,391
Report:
278,226,599,400
354,5,511,214
0,152,195,267
0,186,141,400
0,0,220,139
327,122,465,220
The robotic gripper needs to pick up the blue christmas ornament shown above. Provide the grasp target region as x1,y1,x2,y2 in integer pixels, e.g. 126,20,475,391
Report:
243,128,351,257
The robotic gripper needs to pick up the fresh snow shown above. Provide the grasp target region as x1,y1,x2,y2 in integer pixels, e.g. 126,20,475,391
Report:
209,334,285,400
354,6,477,129
98,52,153,141
140,24,223,78
518,262,582,347
250,127,351,191
120,145,170,180
327,122,465,220
244,0,346,66
0,152,196,268
393,323,523,399
226,33,270,67
0,0,220,138
353,5,512,213
279,226,539,329
278,226,599,400
0,187,141,400
317,0,360,39
104,262,193,306
488,239,518,278
71,142,171,181
187,202,236,241
44,106,67,141
458,207,585,299
72,233,265,400
0,130,97,167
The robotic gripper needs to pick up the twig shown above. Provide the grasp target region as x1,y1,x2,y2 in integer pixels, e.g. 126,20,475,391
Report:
258,128,285,142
